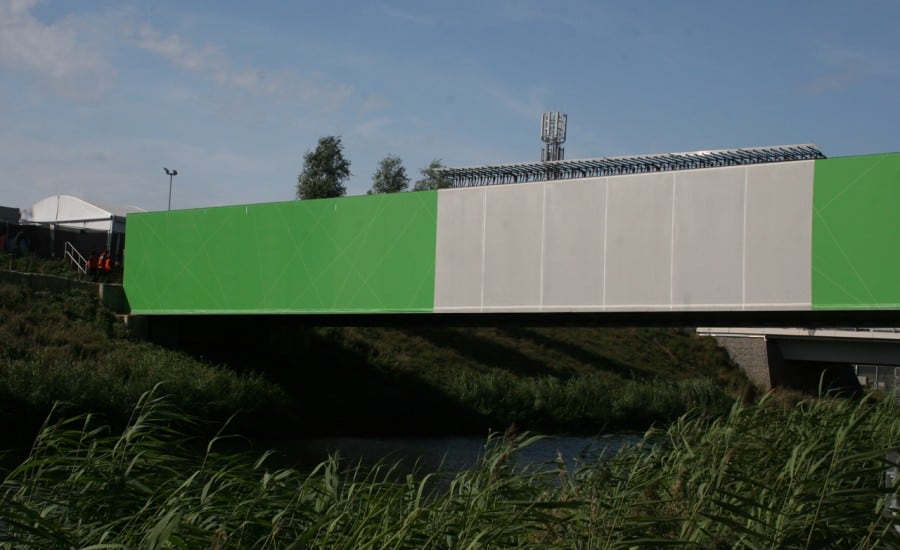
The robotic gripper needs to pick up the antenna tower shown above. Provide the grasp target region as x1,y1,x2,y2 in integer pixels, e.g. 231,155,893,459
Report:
540,111,567,161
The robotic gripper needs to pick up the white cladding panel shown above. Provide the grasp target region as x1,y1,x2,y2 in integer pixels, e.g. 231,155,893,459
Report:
433,163,814,313
603,173,674,309
671,167,745,309
743,161,813,308
541,179,606,309
434,187,485,311
483,184,544,308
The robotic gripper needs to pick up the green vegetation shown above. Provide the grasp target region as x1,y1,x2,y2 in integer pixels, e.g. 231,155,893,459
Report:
0,273,747,441
0,282,291,445
1,391,896,548
414,159,452,191
1,265,895,546
296,135,352,200
308,326,745,434
5,253,93,280
368,154,410,194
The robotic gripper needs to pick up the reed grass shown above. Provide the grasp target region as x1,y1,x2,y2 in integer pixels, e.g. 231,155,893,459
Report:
1,390,896,548
554,393,900,548
448,371,734,432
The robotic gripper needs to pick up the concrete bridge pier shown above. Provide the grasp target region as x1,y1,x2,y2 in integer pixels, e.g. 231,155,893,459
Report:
705,333,782,390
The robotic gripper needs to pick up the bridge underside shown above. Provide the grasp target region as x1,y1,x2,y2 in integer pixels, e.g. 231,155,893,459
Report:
131,309,900,328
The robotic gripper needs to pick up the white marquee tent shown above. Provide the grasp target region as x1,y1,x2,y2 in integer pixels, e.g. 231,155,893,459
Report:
23,195,145,234
21,195,146,256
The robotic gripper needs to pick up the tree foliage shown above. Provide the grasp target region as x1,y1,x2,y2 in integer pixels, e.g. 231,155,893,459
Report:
296,136,351,200
368,154,409,195
413,159,452,191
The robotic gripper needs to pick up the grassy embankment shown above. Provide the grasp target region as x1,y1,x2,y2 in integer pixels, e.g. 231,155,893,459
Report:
0,262,747,443
1,389,896,548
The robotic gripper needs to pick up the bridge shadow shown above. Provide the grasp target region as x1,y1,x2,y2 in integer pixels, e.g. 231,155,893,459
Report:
400,327,557,377
495,327,649,379
144,316,496,437
400,326,647,380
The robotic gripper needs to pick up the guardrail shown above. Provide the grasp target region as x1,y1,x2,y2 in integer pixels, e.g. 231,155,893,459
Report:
64,241,86,275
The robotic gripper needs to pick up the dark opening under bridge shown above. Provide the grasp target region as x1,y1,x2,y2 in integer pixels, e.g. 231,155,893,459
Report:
123,148,900,327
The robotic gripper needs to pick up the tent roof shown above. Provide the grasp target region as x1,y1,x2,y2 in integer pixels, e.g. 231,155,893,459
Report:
24,195,145,223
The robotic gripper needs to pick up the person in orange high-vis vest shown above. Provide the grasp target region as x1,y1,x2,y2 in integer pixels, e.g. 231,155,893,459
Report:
103,252,112,274
86,252,97,279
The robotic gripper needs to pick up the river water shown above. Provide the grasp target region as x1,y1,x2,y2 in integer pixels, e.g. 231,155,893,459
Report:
264,433,643,475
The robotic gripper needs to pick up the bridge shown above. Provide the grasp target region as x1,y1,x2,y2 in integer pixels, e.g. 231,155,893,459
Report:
121,147,900,390
123,147,900,322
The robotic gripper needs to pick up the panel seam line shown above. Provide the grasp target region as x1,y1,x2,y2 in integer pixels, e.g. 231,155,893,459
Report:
539,183,547,312
669,173,676,310
480,190,487,312
742,168,748,310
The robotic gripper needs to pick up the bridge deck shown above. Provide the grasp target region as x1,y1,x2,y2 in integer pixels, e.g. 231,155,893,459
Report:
123,152,900,318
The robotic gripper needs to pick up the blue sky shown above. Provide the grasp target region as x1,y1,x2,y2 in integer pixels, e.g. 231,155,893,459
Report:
2,0,898,211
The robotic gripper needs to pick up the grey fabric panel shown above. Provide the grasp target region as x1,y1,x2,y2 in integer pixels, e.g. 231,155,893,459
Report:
482,184,544,308
604,172,674,308
433,162,814,314
744,161,813,307
541,178,606,308
671,167,745,308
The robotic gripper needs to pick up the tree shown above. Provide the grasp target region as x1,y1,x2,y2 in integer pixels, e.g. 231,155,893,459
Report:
296,136,351,200
368,154,410,195
413,159,452,191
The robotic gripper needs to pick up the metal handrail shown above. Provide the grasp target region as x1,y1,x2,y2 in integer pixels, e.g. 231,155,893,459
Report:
64,241,87,275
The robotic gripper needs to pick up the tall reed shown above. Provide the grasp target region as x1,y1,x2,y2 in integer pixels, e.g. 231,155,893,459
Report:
2,390,896,548
554,394,900,547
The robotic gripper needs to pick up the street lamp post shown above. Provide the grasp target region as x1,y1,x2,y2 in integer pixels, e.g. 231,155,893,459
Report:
164,167,178,210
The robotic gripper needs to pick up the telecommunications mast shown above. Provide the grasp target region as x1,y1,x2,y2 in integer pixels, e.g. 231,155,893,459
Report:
540,111,567,161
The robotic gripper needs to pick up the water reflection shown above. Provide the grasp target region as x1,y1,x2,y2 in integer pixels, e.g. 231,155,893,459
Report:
268,434,643,475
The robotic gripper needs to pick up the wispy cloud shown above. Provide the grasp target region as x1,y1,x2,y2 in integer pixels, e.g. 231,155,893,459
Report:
122,22,355,110
360,93,390,114
492,0,582,29
353,117,392,139
804,42,899,94
482,80,550,118
380,5,439,26
0,0,112,96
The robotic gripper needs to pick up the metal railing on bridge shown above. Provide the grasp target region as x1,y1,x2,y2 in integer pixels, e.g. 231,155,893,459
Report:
438,144,826,188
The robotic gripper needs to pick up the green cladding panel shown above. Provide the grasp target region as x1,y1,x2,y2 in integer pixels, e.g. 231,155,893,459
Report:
812,153,900,309
124,192,438,314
